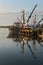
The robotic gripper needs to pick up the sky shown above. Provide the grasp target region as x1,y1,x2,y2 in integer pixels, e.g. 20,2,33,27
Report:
0,0,43,13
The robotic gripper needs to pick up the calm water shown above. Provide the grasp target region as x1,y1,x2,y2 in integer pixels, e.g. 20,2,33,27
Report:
0,28,43,65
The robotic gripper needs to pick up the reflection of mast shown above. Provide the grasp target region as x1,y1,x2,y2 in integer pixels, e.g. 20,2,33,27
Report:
20,41,25,54
27,43,36,59
32,40,36,50
37,41,43,47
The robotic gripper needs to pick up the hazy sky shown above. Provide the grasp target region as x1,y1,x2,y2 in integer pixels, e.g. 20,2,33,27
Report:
0,0,43,12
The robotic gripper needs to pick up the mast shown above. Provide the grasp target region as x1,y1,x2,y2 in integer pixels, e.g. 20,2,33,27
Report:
22,10,25,24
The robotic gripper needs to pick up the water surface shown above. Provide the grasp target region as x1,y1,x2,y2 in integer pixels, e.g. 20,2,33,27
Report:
0,28,43,65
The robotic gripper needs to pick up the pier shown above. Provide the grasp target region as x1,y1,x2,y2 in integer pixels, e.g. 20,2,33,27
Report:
0,26,10,28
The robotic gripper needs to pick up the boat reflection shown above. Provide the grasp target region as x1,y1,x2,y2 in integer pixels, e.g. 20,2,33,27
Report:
7,34,43,59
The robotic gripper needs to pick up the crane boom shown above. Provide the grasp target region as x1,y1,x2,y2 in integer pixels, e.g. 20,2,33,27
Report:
34,18,43,28
27,4,37,22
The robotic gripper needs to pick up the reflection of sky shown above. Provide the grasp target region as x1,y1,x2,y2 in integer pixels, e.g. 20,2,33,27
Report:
0,29,43,65
0,37,43,65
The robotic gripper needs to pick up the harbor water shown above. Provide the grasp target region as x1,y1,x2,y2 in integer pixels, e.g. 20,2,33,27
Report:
0,28,43,65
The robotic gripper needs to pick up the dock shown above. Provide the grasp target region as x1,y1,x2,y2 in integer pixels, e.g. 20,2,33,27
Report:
0,26,10,28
